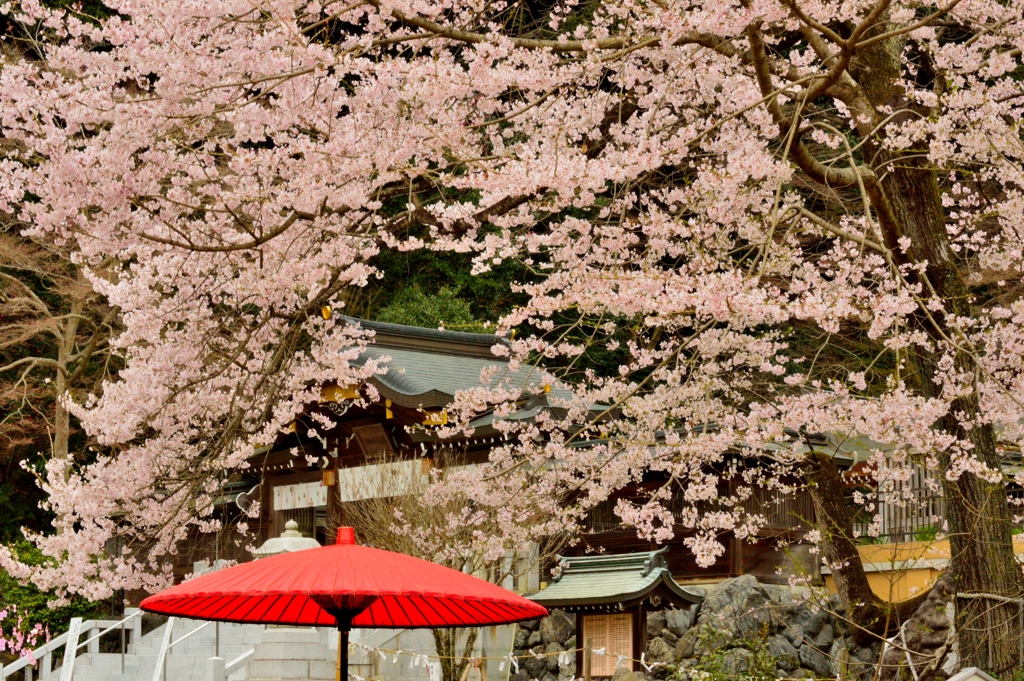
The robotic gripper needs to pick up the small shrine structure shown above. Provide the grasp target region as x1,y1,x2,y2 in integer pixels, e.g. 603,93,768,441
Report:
530,548,704,677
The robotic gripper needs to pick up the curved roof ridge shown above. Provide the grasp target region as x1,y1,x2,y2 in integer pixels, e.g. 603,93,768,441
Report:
341,316,511,359
529,547,703,608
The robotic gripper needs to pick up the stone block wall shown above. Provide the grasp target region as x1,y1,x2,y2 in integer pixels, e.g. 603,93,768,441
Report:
512,576,881,681
511,610,577,681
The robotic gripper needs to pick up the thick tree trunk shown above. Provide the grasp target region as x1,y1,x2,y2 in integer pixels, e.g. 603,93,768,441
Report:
883,162,1024,674
53,284,83,474
803,451,929,643
836,15,1024,669
51,268,86,535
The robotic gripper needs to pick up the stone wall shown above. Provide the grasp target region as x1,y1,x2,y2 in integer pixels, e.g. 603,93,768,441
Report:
512,610,577,681
512,576,881,681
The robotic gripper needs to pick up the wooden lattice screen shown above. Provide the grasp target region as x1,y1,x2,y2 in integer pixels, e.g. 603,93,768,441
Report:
582,613,633,677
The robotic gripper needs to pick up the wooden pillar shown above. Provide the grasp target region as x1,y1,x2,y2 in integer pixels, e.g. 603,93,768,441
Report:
326,455,339,544
575,613,584,679
632,605,645,673
264,479,276,539
730,535,743,577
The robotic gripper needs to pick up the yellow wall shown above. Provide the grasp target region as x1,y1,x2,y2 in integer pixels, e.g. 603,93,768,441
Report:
823,536,1024,602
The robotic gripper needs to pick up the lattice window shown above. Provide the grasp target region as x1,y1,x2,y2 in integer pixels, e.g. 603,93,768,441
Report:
582,614,633,677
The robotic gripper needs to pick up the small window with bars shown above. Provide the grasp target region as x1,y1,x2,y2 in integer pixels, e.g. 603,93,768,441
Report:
582,613,633,677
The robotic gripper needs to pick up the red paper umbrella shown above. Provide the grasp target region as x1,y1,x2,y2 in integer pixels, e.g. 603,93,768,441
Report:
141,528,547,679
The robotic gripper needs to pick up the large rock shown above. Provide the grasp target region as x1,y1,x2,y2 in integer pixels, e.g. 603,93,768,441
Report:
514,628,530,650
829,638,855,678
878,575,955,681
647,611,668,638
799,644,831,677
845,642,879,681
528,630,542,648
545,642,564,672
524,654,548,680
814,623,834,650
767,635,800,672
675,630,697,660
783,606,828,647
647,636,676,665
665,607,695,636
645,637,675,679
611,667,646,681
721,648,755,676
541,610,576,645
696,575,772,642
521,618,542,632
851,644,879,664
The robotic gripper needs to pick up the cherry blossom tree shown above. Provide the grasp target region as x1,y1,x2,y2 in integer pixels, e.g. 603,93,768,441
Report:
0,605,46,665
1,0,1023,670
0,221,118,517
341,454,564,681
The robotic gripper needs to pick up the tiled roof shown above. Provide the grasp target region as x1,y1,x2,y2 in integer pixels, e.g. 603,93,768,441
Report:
529,548,703,609
341,317,571,410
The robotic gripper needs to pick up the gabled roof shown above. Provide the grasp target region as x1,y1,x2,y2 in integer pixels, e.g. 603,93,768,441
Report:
348,317,510,359
342,317,570,410
360,345,519,409
529,548,703,611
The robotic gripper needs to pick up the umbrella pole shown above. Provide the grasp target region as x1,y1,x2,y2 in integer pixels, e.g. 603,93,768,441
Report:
337,627,349,681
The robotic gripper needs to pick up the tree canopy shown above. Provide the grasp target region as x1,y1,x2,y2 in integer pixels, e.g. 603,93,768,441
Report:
1,0,1023,669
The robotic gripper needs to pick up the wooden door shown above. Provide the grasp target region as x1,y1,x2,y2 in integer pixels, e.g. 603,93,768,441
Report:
582,613,633,677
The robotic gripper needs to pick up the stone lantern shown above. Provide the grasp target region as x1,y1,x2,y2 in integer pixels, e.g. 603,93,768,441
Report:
250,519,321,558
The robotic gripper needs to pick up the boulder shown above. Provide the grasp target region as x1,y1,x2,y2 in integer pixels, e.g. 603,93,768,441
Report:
763,584,797,608
791,669,816,679
767,635,800,672
645,637,675,679
814,624,834,650
524,654,548,680
665,607,695,636
878,575,955,681
647,611,668,638
659,629,679,645
611,667,645,681
541,610,576,645
829,638,856,678
783,606,827,647
545,642,564,672
675,630,697,660
696,575,772,642
528,631,542,648
851,645,878,664
521,618,542,632
673,659,695,681
720,648,755,676
798,644,831,677
514,628,530,650
846,648,878,681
